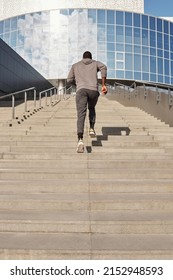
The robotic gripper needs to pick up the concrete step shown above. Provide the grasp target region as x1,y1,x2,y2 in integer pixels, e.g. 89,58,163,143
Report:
0,159,173,169
0,233,173,260
0,95,173,260
0,219,173,234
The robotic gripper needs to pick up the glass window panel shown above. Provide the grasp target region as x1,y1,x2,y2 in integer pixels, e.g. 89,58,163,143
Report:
11,17,17,31
158,58,163,74
125,71,133,79
97,42,106,51
60,9,68,16
107,52,115,68
0,21,3,34
158,75,163,83
142,55,149,72
134,54,141,71
164,34,169,50
150,31,156,47
107,52,115,61
157,32,163,49
125,12,132,26
165,76,170,84
150,56,156,73
107,10,114,24
134,72,141,80
33,12,42,26
125,44,132,52
4,19,10,32
3,32,10,44
157,49,163,57
107,59,115,69
98,10,105,24
164,51,169,59
142,29,148,46
117,61,124,69
97,52,106,64
108,70,115,78
116,43,124,51
171,52,173,60
142,47,149,54
142,15,148,29
107,25,115,42
170,22,173,34
150,47,156,56
134,45,141,54
10,30,17,47
157,18,162,32
142,73,149,80
116,70,124,78
149,17,155,30
171,61,173,75
97,24,106,41
125,53,133,70
134,28,141,45
164,59,169,75
116,11,124,25
164,20,169,34
18,32,24,46
69,9,75,15
88,9,96,23
107,42,115,51
116,26,124,42
150,74,156,82
117,53,123,60
133,13,140,27
125,27,132,43
170,36,173,52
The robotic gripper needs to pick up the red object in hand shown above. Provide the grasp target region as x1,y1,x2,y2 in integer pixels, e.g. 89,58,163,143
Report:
102,85,107,94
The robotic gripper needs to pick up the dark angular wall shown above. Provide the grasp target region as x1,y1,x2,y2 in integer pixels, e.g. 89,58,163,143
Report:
0,39,52,94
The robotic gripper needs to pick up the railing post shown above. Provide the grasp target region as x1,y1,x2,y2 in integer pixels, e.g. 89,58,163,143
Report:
156,86,160,103
12,95,15,119
34,89,37,108
168,88,173,107
39,92,42,108
45,91,48,106
50,89,52,105
24,91,27,112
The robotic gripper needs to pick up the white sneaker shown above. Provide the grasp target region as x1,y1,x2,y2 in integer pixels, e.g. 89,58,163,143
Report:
89,128,96,137
76,139,84,153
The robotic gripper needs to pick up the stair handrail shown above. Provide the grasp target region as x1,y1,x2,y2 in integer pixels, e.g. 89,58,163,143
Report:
39,86,57,108
0,87,36,119
39,85,73,107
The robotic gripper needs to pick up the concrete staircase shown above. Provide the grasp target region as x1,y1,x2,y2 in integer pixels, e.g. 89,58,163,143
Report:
0,95,173,259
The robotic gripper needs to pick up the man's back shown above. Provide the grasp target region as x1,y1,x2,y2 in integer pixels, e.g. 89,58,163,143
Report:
67,58,107,91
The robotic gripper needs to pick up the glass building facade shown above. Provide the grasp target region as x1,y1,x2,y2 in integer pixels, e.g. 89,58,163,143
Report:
0,8,173,85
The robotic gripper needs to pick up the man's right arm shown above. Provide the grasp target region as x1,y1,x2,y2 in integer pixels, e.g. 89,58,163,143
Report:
97,62,107,94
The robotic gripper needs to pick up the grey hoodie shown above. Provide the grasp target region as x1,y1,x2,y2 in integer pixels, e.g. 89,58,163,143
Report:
67,58,107,92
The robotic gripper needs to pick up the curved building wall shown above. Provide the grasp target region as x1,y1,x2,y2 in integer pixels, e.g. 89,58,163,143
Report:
0,0,144,20
1,7,173,85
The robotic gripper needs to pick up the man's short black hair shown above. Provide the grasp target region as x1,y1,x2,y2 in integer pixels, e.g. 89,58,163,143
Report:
83,51,92,59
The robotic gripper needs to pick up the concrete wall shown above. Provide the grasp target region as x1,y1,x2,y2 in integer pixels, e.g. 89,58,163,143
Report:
108,86,173,127
0,0,144,21
0,39,52,94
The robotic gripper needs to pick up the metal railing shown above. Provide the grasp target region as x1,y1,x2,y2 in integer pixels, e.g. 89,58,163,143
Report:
0,87,36,120
39,85,73,108
106,80,173,106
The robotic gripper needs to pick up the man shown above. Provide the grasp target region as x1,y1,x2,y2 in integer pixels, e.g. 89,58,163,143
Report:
67,51,107,153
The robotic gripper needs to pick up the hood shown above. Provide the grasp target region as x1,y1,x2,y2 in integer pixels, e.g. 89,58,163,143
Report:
82,58,93,65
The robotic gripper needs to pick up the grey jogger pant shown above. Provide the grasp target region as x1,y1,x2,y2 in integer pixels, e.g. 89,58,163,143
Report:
76,88,99,135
